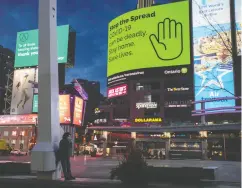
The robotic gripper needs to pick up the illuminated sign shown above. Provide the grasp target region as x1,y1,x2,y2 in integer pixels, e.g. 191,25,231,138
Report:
94,119,107,124
192,0,235,110
164,100,191,108
114,118,128,122
15,25,70,68
0,114,37,125
136,102,157,109
73,79,88,100
164,67,188,75
170,142,201,149
11,68,36,115
73,97,84,126
108,84,127,98
95,108,101,114
59,95,71,124
166,87,190,92
134,118,162,123
107,1,190,76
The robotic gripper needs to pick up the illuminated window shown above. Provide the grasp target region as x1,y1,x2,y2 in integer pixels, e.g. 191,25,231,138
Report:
11,140,16,144
20,140,24,144
12,131,17,136
20,131,25,136
3,131,8,136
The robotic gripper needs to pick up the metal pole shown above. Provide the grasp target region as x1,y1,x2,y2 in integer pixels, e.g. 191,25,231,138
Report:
201,102,206,124
223,134,226,160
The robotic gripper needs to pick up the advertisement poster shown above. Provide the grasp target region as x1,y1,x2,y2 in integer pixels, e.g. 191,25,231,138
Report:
108,84,128,98
0,114,37,125
15,25,69,68
73,96,84,126
107,1,190,76
32,94,71,124
235,0,241,55
11,68,36,115
59,95,71,124
192,0,235,110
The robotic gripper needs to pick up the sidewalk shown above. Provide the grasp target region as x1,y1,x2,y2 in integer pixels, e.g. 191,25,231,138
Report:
0,177,241,188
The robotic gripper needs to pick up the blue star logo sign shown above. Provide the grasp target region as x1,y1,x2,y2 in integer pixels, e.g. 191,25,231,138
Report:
195,65,232,97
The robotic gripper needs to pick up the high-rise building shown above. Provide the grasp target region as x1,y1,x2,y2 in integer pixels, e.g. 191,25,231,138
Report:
76,79,101,125
0,45,14,115
137,0,155,9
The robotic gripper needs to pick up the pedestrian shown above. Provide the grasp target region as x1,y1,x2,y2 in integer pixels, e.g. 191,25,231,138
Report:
59,132,75,180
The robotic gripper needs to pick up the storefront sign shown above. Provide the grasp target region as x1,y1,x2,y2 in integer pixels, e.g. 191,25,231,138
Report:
59,95,71,124
73,96,84,126
164,100,191,108
134,118,162,123
94,119,107,124
0,114,38,125
114,118,128,122
108,84,127,98
166,87,190,92
136,102,158,109
170,142,201,151
95,108,101,114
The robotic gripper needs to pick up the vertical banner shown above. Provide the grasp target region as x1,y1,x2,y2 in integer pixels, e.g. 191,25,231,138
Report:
192,0,235,109
235,0,241,55
11,68,35,114
73,96,84,126
59,95,71,124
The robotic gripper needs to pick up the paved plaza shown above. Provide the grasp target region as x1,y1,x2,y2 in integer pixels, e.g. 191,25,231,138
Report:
0,155,240,183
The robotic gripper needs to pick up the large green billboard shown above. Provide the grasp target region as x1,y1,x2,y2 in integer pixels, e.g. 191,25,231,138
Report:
15,25,69,68
107,1,190,77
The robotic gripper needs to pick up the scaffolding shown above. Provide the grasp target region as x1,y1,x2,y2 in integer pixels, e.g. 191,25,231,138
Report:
3,68,13,114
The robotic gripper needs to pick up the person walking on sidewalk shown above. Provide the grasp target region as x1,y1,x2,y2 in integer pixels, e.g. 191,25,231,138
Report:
59,132,75,181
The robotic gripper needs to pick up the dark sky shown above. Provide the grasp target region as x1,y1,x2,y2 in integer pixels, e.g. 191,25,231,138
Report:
0,0,171,95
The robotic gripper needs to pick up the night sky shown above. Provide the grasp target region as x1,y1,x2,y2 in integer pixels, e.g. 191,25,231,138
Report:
0,0,171,95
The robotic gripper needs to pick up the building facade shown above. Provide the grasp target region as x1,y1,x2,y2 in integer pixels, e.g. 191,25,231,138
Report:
88,0,241,161
76,79,101,126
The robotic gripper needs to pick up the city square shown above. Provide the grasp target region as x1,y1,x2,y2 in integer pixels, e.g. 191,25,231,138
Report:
0,0,241,187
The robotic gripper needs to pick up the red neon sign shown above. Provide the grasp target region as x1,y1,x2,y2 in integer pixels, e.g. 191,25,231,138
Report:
107,84,128,98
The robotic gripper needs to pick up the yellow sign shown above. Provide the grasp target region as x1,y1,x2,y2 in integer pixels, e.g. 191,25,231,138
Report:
107,1,190,76
134,118,162,123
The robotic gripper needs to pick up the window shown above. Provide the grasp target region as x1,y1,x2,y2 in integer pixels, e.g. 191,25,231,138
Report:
135,82,160,91
20,140,24,144
144,95,151,102
12,131,17,136
3,131,8,136
135,83,144,91
11,140,16,144
20,131,25,136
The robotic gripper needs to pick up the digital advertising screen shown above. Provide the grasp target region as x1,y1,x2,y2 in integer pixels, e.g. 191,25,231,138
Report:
32,94,38,113
11,68,36,115
59,95,71,124
0,114,37,125
73,96,84,126
107,84,128,98
107,1,190,77
31,94,71,124
235,0,241,55
192,0,235,110
15,25,70,68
